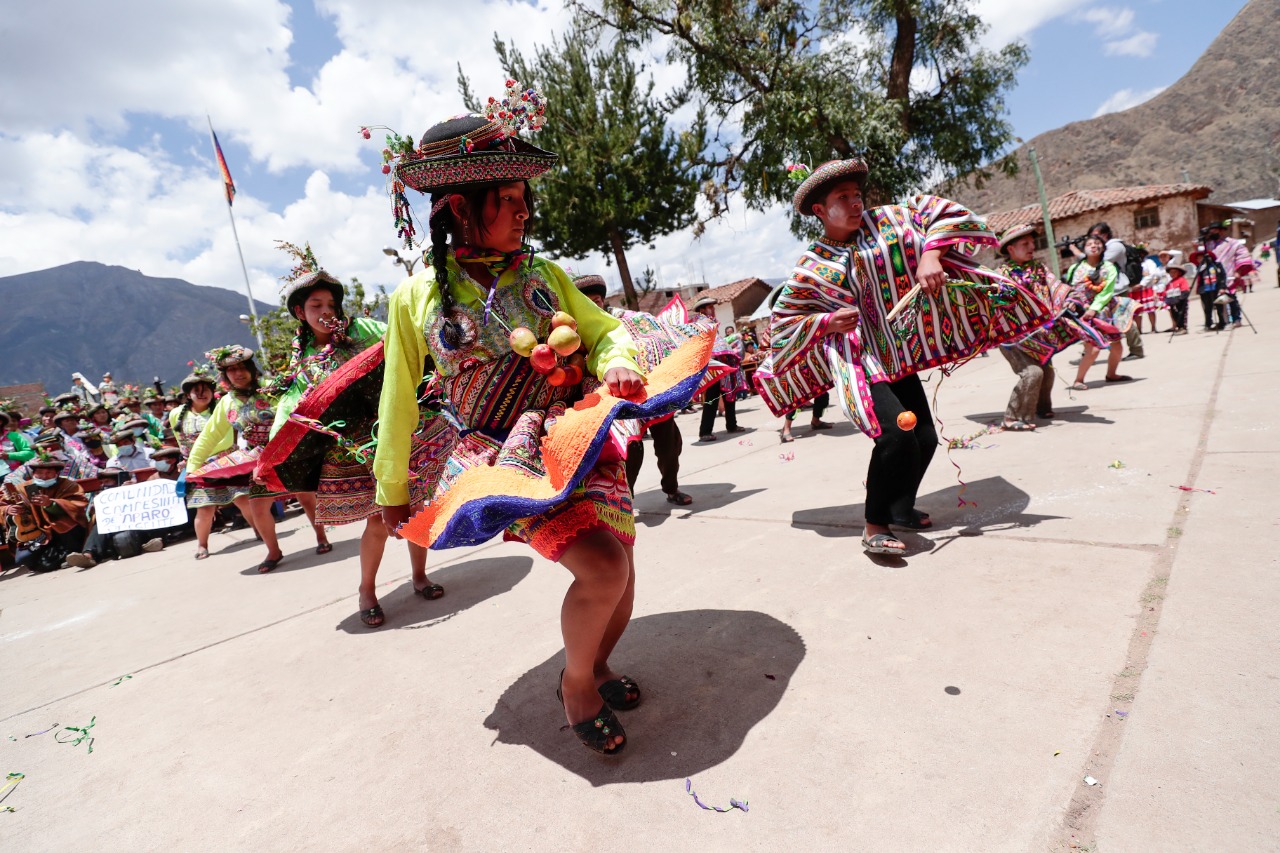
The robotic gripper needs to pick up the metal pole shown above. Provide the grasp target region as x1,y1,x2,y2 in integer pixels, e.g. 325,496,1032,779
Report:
1028,146,1061,280
207,117,265,354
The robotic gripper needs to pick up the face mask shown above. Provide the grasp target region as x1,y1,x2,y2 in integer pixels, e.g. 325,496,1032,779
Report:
132,427,146,437
33,477,58,488
117,444,135,456
154,460,171,472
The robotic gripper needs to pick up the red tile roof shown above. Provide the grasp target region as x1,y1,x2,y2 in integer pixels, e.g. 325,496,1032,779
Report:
691,277,771,304
985,184,1213,235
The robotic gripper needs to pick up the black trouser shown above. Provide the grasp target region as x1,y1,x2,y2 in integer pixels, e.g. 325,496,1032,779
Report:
84,523,146,561
625,418,683,495
865,375,938,526
787,391,830,422
699,383,737,436
1169,298,1188,330
15,527,86,572
1200,292,1225,328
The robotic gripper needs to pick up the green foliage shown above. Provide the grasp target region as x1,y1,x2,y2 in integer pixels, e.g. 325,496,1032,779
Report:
460,27,709,309
574,0,1027,233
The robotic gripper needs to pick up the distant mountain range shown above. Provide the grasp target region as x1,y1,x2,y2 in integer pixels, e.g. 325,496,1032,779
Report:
0,261,273,392
949,0,1280,215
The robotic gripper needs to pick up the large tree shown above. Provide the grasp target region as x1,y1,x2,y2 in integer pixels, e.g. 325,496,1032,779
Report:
572,0,1028,228
461,29,709,309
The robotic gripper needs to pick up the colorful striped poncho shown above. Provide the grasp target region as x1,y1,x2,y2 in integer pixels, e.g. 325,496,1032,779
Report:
753,194,1052,437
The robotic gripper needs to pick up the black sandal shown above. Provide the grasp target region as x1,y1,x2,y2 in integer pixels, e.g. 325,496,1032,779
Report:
598,676,642,711
557,672,625,755
414,582,445,601
890,509,932,530
315,542,333,555
257,557,282,574
360,605,385,628
665,491,693,506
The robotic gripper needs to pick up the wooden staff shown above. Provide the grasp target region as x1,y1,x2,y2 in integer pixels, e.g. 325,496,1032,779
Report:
886,283,922,322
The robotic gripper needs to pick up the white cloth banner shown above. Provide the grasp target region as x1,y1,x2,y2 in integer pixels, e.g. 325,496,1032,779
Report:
94,479,188,535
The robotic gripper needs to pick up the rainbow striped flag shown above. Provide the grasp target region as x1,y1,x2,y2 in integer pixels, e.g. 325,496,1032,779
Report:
211,127,236,206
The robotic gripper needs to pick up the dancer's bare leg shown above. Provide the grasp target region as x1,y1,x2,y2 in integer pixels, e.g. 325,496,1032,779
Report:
248,498,282,561
557,531,631,749
294,492,329,547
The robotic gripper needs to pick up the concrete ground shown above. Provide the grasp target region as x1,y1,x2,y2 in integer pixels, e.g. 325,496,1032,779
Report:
2,280,1277,852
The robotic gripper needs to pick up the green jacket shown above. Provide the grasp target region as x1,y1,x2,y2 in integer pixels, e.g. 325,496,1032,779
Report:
3,430,34,465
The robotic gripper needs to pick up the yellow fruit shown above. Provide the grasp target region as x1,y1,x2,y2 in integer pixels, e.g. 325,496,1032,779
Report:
548,325,581,357
550,311,577,331
508,327,537,357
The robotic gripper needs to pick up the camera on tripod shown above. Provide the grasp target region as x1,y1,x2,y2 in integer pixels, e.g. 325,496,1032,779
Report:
1055,234,1085,259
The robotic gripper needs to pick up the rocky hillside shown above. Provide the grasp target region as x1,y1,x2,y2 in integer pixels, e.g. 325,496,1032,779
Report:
0,261,272,391
950,0,1280,215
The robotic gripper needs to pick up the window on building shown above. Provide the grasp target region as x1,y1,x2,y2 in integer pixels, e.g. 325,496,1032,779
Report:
1134,207,1160,230
1034,232,1049,251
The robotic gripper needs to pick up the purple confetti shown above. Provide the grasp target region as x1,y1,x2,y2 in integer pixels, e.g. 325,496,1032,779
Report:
685,778,749,813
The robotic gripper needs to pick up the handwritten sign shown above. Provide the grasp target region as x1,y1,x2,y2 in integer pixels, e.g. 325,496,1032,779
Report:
94,479,188,535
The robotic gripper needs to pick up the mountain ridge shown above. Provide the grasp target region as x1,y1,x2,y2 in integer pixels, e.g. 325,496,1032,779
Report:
0,261,273,393
949,0,1280,216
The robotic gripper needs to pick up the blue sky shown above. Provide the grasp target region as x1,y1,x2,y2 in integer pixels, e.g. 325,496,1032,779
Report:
0,0,1251,301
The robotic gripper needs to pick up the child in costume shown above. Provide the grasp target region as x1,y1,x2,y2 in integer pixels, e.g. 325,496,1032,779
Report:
995,224,1122,427
371,90,711,756
755,159,1051,556
1067,235,1137,389
186,346,328,572
256,246,439,628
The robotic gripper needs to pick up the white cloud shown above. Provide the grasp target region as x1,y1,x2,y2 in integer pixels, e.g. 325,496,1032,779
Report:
1104,31,1158,57
1092,85,1168,117
972,0,1094,47
1080,6,1158,57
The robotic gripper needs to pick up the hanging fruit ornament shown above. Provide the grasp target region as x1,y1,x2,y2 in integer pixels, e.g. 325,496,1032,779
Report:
896,411,918,431
547,325,581,357
508,327,537,358
529,344,558,375
546,366,568,387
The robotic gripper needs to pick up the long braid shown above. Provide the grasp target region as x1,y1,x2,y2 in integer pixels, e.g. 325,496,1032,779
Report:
430,194,463,349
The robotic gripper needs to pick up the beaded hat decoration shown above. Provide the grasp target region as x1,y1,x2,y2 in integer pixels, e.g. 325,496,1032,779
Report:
573,274,608,300
361,80,555,248
276,240,345,312
205,344,255,369
998,224,1037,254
790,158,869,216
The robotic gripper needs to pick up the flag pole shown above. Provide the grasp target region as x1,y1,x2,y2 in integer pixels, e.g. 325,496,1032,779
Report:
207,116,265,354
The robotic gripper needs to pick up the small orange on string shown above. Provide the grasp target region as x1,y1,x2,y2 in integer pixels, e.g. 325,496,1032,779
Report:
896,411,917,431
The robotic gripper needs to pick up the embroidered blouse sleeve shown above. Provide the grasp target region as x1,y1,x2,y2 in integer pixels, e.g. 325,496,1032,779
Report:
544,263,640,378
1089,263,1118,313
373,273,436,507
186,395,235,471
910,194,998,255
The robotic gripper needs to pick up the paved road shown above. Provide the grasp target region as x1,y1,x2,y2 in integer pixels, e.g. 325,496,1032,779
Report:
2,278,1276,851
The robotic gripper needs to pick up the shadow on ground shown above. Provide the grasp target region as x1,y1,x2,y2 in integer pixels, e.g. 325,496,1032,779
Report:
963,404,1114,427
335,555,533,634
635,482,765,527
791,476,1065,538
484,609,804,786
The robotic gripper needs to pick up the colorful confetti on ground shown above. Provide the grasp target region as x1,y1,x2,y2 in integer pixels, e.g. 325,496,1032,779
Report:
1173,485,1216,494
111,674,132,687
685,778,749,813
0,773,24,810
54,717,95,754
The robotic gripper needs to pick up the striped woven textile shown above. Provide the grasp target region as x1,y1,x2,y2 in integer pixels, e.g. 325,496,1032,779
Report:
754,195,1053,437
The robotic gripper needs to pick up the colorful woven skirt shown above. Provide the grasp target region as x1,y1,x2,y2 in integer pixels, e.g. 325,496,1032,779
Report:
399,330,714,560
256,342,452,524
185,481,250,509
1013,283,1123,364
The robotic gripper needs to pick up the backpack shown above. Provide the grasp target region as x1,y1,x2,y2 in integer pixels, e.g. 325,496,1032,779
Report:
1195,254,1228,294
1121,243,1146,287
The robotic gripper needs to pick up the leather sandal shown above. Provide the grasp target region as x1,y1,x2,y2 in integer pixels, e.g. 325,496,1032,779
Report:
557,672,625,755
861,533,906,555
665,491,693,506
315,542,333,555
414,582,445,601
257,556,282,574
360,604,385,628
598,675,642,711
